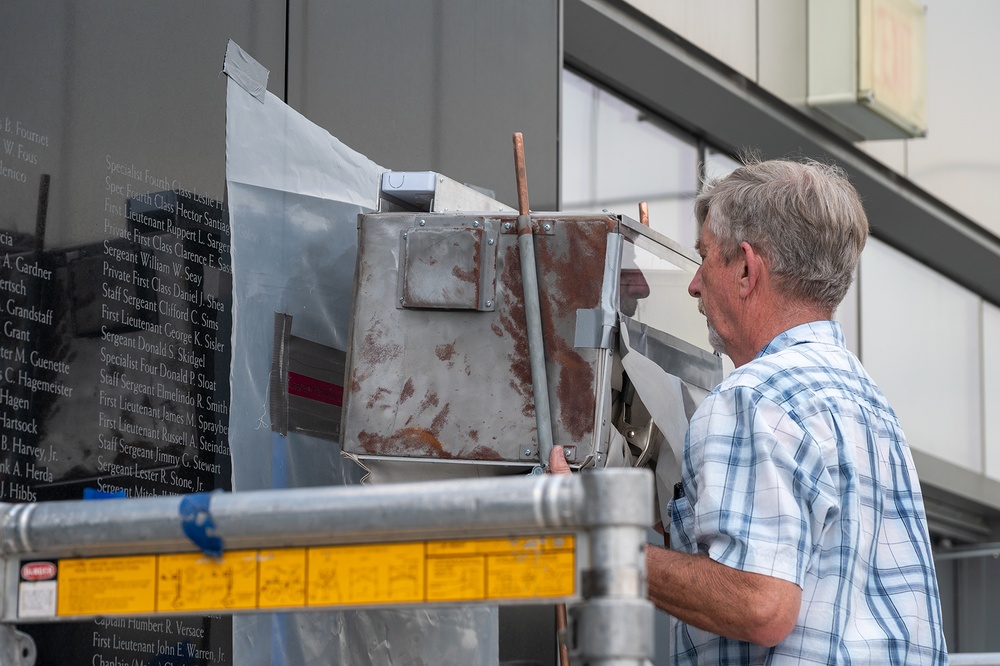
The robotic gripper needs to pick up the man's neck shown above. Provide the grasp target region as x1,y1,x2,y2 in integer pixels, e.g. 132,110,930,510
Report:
729,300,832,367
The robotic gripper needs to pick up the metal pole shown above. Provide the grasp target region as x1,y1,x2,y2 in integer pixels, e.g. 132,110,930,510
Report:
0,473,590,558
512,132,556,471
571,471,655,666
934,542,1000,561
949,656,1000,666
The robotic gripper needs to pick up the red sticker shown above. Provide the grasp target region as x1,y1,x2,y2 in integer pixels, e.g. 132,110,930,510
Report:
287,371,344,407
21,562,56,581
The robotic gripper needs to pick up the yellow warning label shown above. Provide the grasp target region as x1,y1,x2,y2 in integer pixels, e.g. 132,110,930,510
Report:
487,550,576,599
157,551,258,613
308,543,425,607
258,548,306,608
48,534,575,618
57,555,156,616
427,554,484,601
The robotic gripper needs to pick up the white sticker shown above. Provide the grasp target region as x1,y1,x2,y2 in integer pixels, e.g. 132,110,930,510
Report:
18,580,56,618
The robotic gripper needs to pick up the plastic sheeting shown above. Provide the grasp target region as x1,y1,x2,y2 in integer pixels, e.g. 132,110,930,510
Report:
619,316,717,526
224,41,497,666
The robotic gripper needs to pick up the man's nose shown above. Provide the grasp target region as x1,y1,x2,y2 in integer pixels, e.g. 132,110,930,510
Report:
688,267,702,298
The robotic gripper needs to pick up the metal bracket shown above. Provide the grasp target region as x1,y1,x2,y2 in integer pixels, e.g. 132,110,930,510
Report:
499,218,557,236
0,625,36,666
519,444,577,464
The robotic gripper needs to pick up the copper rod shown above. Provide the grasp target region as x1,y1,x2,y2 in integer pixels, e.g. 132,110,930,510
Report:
556,603,572,666
513,132,530,216
638,200,650,227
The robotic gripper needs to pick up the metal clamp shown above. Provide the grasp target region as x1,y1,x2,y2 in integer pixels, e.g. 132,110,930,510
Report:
0,626,36,666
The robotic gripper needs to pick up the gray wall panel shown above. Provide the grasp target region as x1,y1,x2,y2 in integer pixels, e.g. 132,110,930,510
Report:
0,2,287,665
287,0,560,211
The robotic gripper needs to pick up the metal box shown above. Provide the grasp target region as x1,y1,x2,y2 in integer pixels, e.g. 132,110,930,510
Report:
341,211,620,473
807,0,927,140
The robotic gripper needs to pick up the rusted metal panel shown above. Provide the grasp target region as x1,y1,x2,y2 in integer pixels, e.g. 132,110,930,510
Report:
342,212,618,468
397,225,497,311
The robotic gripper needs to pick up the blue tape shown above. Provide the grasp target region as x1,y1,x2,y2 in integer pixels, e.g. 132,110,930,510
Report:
179,492,224,558
83,488,127,500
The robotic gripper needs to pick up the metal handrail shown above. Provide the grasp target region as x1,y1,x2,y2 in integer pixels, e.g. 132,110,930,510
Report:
0,469,654,666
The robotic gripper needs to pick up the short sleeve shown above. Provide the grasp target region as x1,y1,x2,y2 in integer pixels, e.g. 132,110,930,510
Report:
682,385,829,587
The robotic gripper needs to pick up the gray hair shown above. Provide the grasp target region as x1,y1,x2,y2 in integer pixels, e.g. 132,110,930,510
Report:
694,159,869,310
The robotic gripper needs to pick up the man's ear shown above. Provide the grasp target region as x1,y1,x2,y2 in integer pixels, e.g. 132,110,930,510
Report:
738,241,762,298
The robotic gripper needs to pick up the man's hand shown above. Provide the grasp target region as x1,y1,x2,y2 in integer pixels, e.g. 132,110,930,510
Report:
548,445,571,474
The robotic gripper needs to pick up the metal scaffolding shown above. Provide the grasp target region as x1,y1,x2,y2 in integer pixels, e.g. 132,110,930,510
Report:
0,468,654,666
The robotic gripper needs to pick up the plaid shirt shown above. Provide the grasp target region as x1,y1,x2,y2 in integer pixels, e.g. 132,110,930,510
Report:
669,321,947,664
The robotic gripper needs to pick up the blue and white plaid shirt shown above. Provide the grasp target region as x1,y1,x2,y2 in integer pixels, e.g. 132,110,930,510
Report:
669,321,947,664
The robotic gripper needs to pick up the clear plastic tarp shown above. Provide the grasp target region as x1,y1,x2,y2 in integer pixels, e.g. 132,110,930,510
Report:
223,41,496,666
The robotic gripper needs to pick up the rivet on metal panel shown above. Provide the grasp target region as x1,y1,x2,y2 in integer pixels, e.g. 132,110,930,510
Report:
524,448,533,456
485,300,493,308
399,297,404,304
419,219,426,226
473,220,481,227
626,429,636,440
503,222,513,231
543,223,551,232
488,238,495,245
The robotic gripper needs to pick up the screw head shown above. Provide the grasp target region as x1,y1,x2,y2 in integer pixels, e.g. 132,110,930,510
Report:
543,223,551,231
503,222,512,231
524,448,532,456
473,220,480,227
485,300,493,308
419,219,426,226
488,238,495,245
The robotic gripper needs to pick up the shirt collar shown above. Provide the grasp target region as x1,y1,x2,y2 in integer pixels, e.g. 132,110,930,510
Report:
755,320,846,360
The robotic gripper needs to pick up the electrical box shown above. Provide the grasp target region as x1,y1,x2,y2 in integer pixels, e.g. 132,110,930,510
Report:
808,0,927,140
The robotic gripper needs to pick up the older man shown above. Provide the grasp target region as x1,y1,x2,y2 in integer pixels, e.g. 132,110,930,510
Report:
553,159,947,664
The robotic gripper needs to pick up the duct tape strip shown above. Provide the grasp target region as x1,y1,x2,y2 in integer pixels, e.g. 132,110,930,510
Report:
270,312,293,435
180,492,224,558
574,232,622,349
223,39,269,102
